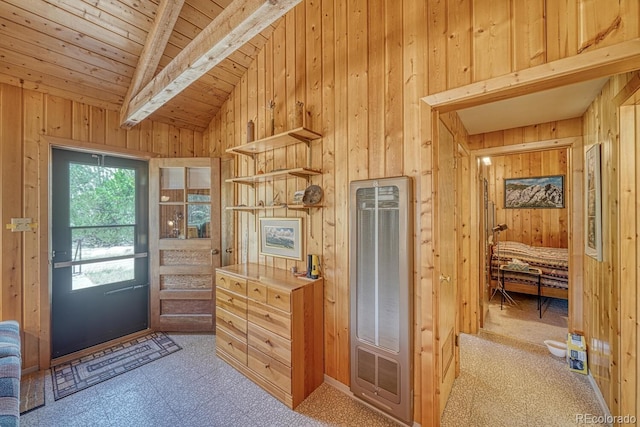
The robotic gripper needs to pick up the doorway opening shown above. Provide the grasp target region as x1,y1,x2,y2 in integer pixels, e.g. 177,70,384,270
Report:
477,147,570,346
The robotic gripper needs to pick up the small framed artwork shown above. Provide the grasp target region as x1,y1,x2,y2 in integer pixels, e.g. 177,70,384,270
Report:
585,144,603,261
259,217,303,260
504,175,565,209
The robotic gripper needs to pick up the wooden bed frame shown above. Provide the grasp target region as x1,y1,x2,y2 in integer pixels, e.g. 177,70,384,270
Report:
491,278,569,300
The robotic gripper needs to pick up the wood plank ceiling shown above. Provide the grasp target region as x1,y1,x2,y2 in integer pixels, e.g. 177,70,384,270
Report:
0,0,280,131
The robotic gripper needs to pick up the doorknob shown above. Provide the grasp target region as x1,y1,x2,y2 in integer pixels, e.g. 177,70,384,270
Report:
211,249,220,255
225,248,234,253
439,274,451,283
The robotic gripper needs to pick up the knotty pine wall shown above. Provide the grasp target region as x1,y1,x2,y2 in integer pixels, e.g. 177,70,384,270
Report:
0,0,634,424
582,72,638,418
204,1,639,425
483,149,569,248
0,82,207,371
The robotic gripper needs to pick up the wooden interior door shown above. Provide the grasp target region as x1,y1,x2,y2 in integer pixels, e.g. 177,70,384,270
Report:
436,121,458,415
150,158,221,331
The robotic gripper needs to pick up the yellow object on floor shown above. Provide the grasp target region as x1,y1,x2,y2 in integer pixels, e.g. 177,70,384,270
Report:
567,332,588,374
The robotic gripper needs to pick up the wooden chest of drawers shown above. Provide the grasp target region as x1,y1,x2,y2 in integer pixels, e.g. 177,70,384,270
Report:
215,263,323,409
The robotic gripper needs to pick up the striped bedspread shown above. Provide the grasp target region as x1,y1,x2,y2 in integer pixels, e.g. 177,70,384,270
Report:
490,241,569,290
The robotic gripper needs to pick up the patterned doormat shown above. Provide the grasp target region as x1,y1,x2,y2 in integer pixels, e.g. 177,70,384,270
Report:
51,332,181,400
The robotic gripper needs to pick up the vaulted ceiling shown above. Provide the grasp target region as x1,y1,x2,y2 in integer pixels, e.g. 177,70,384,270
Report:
0,0,298,132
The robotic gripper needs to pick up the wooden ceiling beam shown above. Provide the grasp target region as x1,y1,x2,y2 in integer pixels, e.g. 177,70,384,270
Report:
119,0,185,126
422,38,640,112
121,0,301,128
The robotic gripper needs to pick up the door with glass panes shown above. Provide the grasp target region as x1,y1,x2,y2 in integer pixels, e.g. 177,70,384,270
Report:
149,158,221,331
51,149,149,358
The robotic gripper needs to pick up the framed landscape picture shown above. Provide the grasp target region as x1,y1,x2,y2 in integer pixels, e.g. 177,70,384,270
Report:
259,217,303,260
504,175,565,209
585,144,603,261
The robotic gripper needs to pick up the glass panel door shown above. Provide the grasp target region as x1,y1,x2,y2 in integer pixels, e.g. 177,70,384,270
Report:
51,149,149,358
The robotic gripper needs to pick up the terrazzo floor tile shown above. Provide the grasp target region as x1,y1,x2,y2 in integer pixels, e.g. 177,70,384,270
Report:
441,333,607,427
20,332,607,427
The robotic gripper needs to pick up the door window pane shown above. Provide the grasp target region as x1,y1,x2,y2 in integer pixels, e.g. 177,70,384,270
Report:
161,206,185,239
71,226,134,261
69,164,135,227
188,167,210,188
72,259,135,290
188,204,211,238
161,167,184,202
68,164,139,289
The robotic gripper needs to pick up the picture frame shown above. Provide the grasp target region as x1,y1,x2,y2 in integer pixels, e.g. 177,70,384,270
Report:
259,217,303,260
504,175,565,209
585,144,603,261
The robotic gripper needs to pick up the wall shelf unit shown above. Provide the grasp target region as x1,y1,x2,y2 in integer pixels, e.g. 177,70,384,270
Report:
225,126,322,157
226,167,321,186
226,125,323,214
226,204,322,213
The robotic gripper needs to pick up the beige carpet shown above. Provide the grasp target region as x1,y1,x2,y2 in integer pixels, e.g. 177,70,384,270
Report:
483,291,568,345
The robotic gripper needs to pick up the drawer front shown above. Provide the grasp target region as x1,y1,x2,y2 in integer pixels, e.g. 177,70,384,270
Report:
248,323,292,366
247,281,267,303
248,347,291,394
267,287,291,312
216,272,247,295
216,307,247,338
248,300,291,339
216,287,247,318
216,327,247,365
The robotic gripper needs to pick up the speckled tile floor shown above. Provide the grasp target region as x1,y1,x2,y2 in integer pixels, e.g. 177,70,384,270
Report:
19,334,400,427
441,333,607,427
20,332,606,427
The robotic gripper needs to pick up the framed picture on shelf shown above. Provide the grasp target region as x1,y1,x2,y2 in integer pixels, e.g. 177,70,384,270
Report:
259,217,303,260
585,144,603,261
504,175,565,209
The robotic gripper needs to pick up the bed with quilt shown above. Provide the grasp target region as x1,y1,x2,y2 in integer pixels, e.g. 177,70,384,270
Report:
490,241,569,300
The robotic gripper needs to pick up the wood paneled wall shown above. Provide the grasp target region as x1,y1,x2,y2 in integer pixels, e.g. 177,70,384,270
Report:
0,82,207,371
582,72,638,417
0,0,636,424
426,0,639,94
484,149,569,248
619,99,640,426
203,1,639,424
204,0,431,422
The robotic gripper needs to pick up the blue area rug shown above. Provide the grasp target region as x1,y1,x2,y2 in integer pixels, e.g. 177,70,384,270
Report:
51,332,181,400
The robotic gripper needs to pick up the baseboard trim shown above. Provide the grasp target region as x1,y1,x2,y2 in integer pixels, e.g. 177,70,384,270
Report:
587,369,613,427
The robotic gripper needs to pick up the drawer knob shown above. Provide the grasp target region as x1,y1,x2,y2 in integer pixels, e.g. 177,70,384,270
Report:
264,364,270,369
227,298,233,303
227,342,233,347
228,320,233,326
264,313,270,319
275,295,281,299
253,288,260,292
265,339,272,346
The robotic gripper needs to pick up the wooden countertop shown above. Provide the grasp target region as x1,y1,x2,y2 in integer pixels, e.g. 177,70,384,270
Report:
216,263,322,291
